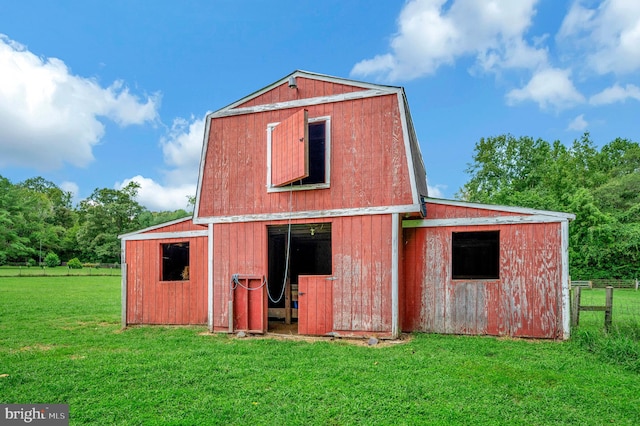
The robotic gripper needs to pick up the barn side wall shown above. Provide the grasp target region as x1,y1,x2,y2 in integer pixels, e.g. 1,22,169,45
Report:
125,235,208,325
211,214,394,335
402,205,566,339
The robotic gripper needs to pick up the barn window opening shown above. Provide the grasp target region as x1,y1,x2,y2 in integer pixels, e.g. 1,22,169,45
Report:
298,121,325,185
161,242,190,281
452,231,499,279
267,111,330,191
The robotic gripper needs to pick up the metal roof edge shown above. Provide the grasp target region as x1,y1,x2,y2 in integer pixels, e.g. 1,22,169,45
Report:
117,216,195,239
209,70,402,116
425,198,576,220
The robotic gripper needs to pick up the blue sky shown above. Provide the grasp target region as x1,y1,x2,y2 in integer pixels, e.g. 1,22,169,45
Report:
1,0,639,211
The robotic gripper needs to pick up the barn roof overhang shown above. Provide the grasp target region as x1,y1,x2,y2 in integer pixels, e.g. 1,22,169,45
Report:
403,198,575,229
118,216,204,241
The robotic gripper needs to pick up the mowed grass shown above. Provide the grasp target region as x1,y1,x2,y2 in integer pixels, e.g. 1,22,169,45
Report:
572,288,640,373
1,278,639,425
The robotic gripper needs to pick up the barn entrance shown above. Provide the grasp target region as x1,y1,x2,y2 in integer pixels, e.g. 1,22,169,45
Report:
267,223,332,334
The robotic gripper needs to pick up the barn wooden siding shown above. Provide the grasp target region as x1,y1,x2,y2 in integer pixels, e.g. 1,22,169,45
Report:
402,202,567,339
197,90,413,219
236,77,363,109
123,220,208,325
211,214,395,336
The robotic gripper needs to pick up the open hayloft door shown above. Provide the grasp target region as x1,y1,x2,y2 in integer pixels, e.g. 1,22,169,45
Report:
267,223,332,335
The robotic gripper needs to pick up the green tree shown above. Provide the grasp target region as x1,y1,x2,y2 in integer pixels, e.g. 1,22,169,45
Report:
0,175,38,263
137,209,191,229
44,251,60,268
76,182,146,262
460,133,640,279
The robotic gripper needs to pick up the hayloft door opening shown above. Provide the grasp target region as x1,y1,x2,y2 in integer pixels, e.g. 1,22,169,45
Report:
267,224,332,334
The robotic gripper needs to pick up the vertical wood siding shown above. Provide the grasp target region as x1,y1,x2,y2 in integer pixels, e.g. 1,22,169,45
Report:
298,275,333,335
232,276,267,333
146,220,206,234
125,236,207,325
211,215,394,335
271,109,308,186
236,77,362,109
403,220,564,339
332,215,392,333
212,221,267,332
198,94,413,219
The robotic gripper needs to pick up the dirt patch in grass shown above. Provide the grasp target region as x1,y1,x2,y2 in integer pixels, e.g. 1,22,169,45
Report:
198,330,413,347
19,344,54,351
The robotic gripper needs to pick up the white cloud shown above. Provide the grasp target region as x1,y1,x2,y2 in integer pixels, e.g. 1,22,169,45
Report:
427,184,446,198
116,175,196,212
558,0,640,75
60,181,80,205
567,114,588,131
506,68,585,110
589,83,640,105
59,181,79,197
161,116,206,185
117,114,207,211
351,0,542,81
0,34,159,171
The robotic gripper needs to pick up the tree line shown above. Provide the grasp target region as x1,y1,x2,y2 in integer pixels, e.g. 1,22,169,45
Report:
2,132,638,278
0,177,190,266
460,132,640,279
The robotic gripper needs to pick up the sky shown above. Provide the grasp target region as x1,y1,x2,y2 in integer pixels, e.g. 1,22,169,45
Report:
1,0,639,211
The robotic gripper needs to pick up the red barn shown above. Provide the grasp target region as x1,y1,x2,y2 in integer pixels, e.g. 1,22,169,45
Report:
120,70,574,339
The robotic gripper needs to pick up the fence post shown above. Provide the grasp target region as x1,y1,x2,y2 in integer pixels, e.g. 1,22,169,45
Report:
635,279,638,291
571,286,581,327
604,286,613,332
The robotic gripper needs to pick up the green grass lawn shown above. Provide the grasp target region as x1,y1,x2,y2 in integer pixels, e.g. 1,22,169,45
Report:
1,277,639,425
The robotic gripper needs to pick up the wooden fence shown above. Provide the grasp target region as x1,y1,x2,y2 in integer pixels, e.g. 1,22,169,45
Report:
571,286,613,331
590,279,638,289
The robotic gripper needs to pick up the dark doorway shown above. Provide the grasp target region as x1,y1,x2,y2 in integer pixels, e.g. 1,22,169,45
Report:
267,223,332,331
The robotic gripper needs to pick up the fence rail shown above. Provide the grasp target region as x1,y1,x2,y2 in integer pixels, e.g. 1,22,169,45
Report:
590,279,638,289
571,286,614,331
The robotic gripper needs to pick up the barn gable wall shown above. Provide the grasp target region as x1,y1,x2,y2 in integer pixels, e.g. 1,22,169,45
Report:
197,93,414,219
235,77,365,109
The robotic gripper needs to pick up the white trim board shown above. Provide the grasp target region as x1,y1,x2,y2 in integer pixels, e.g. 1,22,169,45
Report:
391,213,400,339
209,89,399,118
207,224,214,331
118,216,194,239
403,215,569,228
120,230,209,241
219,70,401,112
193,204,422,225
560,219,571,339
426,198,575,220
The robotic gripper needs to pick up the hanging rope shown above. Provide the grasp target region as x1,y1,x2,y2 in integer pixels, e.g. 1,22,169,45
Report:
267,183,294,304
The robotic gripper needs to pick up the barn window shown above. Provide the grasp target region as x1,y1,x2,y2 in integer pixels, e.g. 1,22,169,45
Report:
161,242,190,281
267,110,330,191
451,231,499,280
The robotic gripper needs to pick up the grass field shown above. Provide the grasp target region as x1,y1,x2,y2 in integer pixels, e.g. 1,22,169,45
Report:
1,277,639,425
